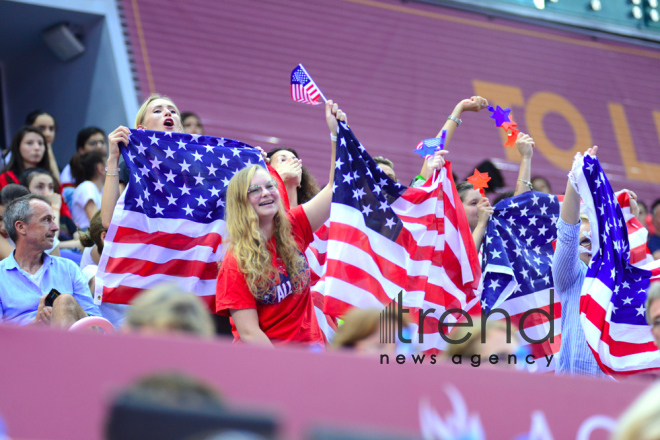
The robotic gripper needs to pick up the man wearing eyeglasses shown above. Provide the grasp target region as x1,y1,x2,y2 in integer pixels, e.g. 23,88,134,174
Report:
645,283,660,350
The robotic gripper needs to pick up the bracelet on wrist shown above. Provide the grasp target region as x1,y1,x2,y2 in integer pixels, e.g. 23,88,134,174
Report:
330,133,337,142
447,115,462,126
518,179,533,190
105,167,119,177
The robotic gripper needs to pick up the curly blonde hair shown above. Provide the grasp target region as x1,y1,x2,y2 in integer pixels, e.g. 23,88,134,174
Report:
223,165,307,299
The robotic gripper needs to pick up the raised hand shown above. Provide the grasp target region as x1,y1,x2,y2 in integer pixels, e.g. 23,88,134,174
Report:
476,197,494,227
585,145,599,157
107,126,130,160
325,100,347,137
458,96,489,113
276,157,303,186
615,188,639,217
515,132,535,159
255,146,269,163
425,150,450,180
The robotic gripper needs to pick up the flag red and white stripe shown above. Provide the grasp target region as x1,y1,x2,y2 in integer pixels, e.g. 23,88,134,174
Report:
307,161,481,352
573,153,660,376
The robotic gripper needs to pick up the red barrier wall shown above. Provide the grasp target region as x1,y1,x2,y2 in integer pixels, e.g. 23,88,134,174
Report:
0,325,652,439
119,0,660,204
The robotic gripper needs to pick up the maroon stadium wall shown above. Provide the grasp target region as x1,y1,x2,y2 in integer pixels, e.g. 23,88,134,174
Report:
120,0,660,204
0,325,652,439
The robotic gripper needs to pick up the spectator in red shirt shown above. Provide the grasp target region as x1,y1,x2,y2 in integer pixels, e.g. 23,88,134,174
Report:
215,101,346,347
0,127,53,190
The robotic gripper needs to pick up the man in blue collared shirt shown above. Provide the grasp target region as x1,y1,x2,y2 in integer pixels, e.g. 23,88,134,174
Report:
0,194,99,326
552,146,607,378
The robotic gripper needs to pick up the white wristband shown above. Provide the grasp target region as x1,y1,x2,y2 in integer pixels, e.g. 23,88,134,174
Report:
330,133,337,142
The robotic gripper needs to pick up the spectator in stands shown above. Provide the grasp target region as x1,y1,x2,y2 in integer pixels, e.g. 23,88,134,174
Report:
456,182,492,252
2,181,65,260
0,127,53,189
645,283,660,350
457,132,535,253
78,211,107,295
0,185,28,260
215,100,346,346
105,373,225,440
331,308,403,356
0,184,61,261
649,199,660,260
612,381,660,440
373,156,397,182
123,284,215,338
443,319,521,369
25,110,60,179
21,168,64,233
267,147,320,209
552,146,607,378
102,93,183,229
531,176,551,194
181,111,204,135
79,210,106,269
60,127,106,205
0,194,100,326
71,150,106,230
20,168,81,259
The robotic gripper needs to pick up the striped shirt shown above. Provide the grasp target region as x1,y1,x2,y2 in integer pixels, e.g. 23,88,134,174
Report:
552,218,607,378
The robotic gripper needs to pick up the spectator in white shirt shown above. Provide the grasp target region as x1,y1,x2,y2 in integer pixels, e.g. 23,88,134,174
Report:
71,150,106,230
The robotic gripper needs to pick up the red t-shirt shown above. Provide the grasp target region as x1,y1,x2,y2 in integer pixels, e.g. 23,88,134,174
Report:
215,205,324,346
0,170,19,189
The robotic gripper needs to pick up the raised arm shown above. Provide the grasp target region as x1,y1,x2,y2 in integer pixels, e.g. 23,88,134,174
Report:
302,100,346,232
513,132,535,196
420,96,489,178
472,198,493,252
101,126,129,229
553,146,598,291
561,146,598,226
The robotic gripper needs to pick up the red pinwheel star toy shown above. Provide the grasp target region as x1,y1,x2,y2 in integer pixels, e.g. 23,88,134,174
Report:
467,169,490,197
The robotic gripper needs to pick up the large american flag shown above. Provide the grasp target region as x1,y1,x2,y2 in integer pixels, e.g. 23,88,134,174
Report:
480,191,562,372
306,122,481,351
573,153,660,376
95,129,264,308
290,64,322,105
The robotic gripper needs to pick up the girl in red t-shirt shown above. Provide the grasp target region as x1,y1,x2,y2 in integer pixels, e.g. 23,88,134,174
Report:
215,101,347,346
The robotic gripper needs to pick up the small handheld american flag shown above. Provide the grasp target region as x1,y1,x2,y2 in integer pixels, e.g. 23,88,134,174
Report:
290,64,326,105
414,130,447,159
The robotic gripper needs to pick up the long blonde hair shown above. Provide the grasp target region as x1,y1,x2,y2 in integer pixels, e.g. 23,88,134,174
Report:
223,165,307,299
134,93,181,129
